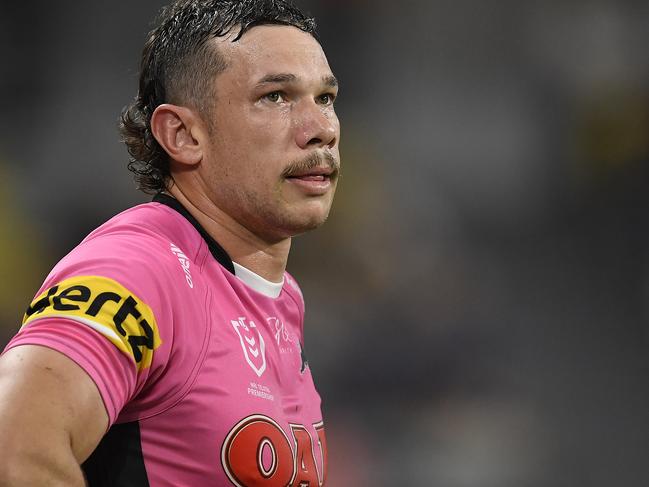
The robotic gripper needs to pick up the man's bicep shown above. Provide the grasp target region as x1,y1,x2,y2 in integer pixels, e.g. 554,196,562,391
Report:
0,345,108,463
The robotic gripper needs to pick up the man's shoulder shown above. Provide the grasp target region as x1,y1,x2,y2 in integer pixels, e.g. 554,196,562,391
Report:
41,201,203,302
74,201,203,263
85,201,196,249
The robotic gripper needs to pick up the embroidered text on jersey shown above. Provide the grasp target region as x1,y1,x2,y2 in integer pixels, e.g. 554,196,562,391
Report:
23,275,161,369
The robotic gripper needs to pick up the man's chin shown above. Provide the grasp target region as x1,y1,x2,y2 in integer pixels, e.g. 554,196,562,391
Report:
275,203,333,238
284,213,330,237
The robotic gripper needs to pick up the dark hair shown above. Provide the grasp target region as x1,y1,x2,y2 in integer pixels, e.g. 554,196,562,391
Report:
120,0,317,194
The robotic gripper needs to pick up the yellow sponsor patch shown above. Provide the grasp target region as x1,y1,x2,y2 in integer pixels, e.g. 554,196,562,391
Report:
23,276,161,370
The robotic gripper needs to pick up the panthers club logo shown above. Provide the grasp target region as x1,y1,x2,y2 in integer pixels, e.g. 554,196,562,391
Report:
230,317,267,377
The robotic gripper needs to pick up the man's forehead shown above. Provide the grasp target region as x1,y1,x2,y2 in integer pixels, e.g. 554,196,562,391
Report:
214,24,331,76
219,23,321,49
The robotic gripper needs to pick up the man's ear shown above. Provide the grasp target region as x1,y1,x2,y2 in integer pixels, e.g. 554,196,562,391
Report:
150,104,206,166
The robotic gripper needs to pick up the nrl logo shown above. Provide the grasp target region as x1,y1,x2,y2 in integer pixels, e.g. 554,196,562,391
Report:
230,317,267,377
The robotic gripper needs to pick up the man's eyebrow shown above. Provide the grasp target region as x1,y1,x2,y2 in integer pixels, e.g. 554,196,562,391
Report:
256,73,298,85
255,73,339,88
323,75,338,88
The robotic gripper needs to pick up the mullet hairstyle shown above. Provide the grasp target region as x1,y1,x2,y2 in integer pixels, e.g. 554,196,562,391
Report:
120,0,317,194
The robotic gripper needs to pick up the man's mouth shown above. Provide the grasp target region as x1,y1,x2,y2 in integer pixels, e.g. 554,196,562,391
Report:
285,167,334,181
282,152,339,178
288,174,327,181
284,167,335,195
282,152,339,195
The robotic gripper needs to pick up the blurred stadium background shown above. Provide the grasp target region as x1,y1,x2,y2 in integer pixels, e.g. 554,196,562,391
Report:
2,1,649,485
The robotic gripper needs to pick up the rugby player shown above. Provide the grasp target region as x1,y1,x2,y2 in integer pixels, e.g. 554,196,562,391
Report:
0,0,340,485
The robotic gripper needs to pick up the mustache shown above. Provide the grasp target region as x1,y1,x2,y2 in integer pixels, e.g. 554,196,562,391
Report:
282,152,340,178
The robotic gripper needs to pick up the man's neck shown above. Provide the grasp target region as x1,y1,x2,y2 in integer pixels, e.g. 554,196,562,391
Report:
168,185,290,283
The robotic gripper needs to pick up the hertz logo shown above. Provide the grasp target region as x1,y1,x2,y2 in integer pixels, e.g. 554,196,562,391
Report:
23,276,161,370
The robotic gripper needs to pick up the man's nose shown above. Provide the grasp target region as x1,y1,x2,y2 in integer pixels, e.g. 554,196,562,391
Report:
294,101,338,150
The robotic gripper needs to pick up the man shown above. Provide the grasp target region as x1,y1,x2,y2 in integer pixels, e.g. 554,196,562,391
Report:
0,0,340,485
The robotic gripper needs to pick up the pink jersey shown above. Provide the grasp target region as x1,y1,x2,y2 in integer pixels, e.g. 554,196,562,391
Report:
5,194,328,486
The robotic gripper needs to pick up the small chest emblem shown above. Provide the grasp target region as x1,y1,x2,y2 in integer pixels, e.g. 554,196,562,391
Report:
266,316,296,354
231,317,267,377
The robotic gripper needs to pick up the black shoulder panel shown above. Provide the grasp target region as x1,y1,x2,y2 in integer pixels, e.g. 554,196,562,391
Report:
82,421,150,487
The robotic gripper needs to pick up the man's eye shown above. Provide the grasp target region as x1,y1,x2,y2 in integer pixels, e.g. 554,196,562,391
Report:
264,92,284,103
317,93,336,105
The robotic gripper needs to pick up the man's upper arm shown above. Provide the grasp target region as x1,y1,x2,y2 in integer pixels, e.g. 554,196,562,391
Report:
0,344,108,482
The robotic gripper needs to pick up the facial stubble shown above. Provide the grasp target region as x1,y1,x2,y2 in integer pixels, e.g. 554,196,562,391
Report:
247,151,340,241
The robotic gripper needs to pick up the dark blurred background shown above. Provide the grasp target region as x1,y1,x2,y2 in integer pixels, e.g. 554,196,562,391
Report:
2,1,649,485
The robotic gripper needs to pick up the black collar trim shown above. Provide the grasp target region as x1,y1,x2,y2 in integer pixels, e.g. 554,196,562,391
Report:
152,193,235,275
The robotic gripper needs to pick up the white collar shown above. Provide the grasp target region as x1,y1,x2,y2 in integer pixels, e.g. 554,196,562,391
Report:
232,262,284,299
